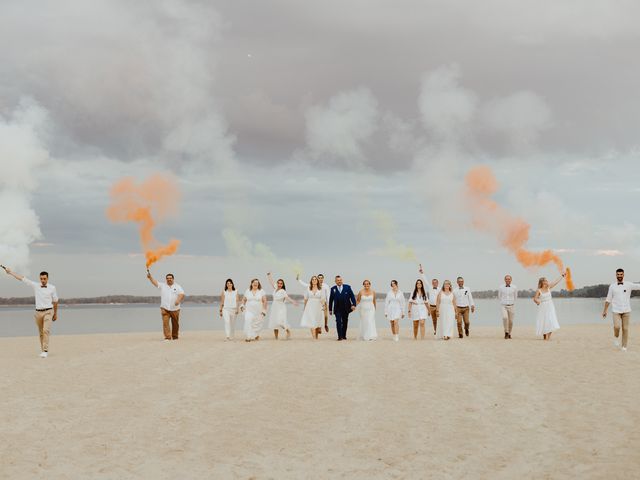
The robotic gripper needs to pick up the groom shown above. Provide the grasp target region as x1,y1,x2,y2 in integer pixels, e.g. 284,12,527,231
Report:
329,275,357,341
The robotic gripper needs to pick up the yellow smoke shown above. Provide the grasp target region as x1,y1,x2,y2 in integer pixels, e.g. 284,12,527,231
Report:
371,210,418,262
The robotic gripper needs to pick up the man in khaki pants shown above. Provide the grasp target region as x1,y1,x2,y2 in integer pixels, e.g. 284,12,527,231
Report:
498,275,518,339
147,270,185,341
453,277,475,338
4,267,59,358
602,268,640,352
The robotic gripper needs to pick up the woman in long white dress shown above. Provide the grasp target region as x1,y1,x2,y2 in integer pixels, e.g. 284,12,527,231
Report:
219,278,240,341
384,280,405,342
357,280,378,341
435,280,456,340
533,272,567,340
266,272,298,340
300,276,327,339
408,278,429,340
240,279,268,342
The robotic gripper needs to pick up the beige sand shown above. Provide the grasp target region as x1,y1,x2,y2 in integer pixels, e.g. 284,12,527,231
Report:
1,325,638,479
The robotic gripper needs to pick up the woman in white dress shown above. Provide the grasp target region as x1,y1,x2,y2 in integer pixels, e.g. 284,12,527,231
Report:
240,279,268,342
219,278,240,340
533,271,567,340
357,280,378,341
300,276,327,339
266,272,298,340
408,278,428,340
384,280,405,342
435,280,456,340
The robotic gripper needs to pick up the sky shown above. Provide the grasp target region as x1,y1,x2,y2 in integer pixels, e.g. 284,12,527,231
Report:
1,0,639,297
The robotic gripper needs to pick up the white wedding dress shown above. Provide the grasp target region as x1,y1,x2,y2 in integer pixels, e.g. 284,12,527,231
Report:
300,289,325,328
536,290,560,336
243,289,265,340
436,292,455,339
359,294,378,341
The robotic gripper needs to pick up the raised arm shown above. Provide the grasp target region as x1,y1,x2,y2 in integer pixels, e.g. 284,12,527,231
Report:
146,270,159,288
266,272,276,290
549,272,567,290
4,267,25,282
297,275,308,290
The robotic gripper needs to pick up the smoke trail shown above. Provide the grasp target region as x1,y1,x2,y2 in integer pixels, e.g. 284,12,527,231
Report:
371,210,418,262
0,99,49,271
222,228,303,276
465,165,574,290
106,175,181,268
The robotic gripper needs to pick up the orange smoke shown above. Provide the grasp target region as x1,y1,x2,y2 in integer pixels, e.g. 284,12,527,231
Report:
106,175,181,268
465,166,574,291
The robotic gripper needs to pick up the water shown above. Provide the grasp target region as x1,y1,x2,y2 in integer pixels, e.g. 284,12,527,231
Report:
0,298,622,337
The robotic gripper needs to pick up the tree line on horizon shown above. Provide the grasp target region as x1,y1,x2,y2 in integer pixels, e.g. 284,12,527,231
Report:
0,284,628,306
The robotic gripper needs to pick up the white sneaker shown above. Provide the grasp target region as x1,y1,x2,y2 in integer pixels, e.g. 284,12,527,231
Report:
163,339,171,343
394,335,399,342
40,351,48,358
622,347,627,352
614,339,621,348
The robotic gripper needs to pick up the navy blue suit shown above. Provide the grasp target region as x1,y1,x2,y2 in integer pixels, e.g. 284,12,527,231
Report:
329,284,357,340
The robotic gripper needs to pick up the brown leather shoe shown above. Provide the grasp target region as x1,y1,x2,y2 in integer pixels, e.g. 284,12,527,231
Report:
465,327,469,337
504,332,509,339
459,333,463,339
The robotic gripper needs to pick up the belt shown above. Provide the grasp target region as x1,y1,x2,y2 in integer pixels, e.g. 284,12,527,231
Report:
429,305,437,307
36,308,53,312
502,304,514,307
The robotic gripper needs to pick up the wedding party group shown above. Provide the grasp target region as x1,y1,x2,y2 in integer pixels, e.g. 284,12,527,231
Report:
3,265,638,357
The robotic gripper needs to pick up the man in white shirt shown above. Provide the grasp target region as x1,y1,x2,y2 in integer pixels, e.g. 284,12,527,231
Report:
498,275,517,340
602,268,640,351
147,271,185,341
453,276,475,338
298,273,330,332
419,264,440,335
4,267,59,358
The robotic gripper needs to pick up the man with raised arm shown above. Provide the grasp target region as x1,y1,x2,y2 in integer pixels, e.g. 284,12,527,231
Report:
4,267,59,358
147,270,185,341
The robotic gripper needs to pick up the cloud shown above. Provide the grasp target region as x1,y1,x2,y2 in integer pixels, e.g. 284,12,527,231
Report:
0,98,50,270
418,64,478,141
304,87,379,165
481,91,553,150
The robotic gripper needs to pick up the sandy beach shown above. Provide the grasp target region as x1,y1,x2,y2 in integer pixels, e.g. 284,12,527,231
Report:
1,325,638,479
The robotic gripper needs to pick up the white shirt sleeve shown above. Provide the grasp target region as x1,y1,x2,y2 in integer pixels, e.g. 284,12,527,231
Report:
175,284,185,295
606,285,613,303
51,286,59,303
157,281,165,290
400,291,406,312
628,283,640,291
22,277,38,288
384,292,391,316
468,290,475,307
298,279,309,289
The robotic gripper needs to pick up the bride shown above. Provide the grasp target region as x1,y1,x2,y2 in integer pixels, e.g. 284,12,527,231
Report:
357,280,378,341
533,271,567,340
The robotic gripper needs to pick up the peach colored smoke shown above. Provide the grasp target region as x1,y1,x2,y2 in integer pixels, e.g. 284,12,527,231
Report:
465,166,574,291
106,175,181,268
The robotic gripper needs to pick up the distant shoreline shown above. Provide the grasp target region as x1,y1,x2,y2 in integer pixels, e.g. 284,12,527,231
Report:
0,283,629,306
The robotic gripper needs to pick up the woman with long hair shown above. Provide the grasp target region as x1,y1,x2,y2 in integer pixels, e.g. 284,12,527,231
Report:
266,272,298,340
384,280,405,342
219,278,240,340
240,279,267,342
408,278,429,339
300,276,327,339
533,271,567,340
357,280,378,341
435,280,455,340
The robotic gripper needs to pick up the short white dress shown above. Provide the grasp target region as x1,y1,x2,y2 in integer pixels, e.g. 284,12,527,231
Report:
268,289,290,330
408,293,428,320
300,289,325,328
384,290,405,320
536,291,560,336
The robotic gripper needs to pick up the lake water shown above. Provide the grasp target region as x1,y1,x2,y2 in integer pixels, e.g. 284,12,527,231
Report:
0,298,624,337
